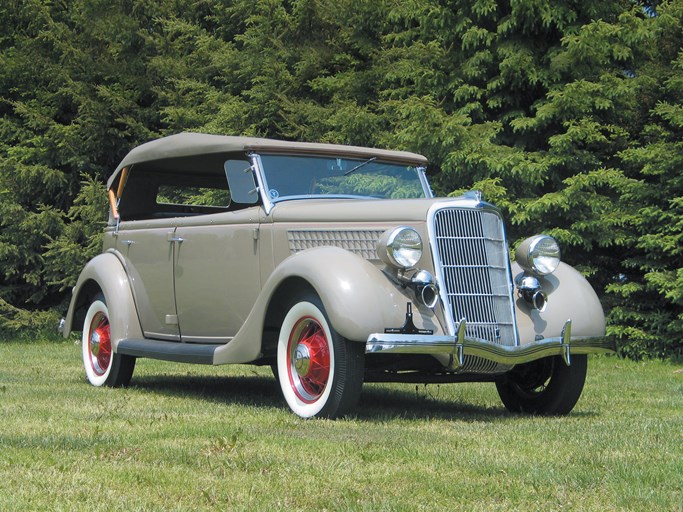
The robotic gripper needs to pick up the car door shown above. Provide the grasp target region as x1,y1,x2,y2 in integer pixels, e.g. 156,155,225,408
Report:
115,221,180,341
173,208,262,343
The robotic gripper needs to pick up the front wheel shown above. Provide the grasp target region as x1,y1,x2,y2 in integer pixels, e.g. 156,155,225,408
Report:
82,294,136,387
495,355,587,415
277,294,364,419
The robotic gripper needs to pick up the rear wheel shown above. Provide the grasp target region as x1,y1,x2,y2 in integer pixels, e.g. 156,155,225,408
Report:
277,293,364,418
82,294,135,387
496,355,587,415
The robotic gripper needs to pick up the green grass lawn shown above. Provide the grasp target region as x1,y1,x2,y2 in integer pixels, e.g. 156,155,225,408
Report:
0,340,681,511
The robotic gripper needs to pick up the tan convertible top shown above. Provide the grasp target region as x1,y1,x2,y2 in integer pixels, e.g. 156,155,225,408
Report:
107,132,429,189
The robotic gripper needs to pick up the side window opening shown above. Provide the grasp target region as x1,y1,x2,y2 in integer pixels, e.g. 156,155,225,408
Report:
156,185,230,208
154,176,232,216
117,153,257,221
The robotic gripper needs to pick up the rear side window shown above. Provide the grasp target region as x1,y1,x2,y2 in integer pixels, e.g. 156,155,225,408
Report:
116,154,253,221
156,184,231,208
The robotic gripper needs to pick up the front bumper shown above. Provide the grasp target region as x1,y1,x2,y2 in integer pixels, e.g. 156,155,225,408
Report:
366,319,615,368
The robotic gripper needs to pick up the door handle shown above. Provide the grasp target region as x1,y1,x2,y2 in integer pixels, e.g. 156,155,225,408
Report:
167,231,184,243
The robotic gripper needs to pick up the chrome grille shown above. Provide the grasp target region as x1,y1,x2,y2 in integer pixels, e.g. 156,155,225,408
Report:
432,207,517,371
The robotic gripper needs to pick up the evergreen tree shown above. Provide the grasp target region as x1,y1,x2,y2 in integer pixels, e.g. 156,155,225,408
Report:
607,3,683,358
0,0,166,331
0,0,680,357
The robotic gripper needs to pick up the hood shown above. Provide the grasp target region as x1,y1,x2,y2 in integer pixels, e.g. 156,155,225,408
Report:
269,196,493,224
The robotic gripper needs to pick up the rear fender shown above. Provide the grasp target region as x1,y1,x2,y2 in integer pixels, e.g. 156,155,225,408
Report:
62,251,143,350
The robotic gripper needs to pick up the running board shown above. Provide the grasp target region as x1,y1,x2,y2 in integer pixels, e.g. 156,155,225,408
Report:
116,339,217,365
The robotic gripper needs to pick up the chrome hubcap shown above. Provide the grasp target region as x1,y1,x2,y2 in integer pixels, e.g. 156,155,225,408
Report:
294,344,311,376
90,330,101,355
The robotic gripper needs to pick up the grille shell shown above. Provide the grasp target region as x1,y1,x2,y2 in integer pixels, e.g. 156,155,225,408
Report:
430,206,518,373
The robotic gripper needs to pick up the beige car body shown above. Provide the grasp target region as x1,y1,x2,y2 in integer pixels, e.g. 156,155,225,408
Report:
64,133,613,390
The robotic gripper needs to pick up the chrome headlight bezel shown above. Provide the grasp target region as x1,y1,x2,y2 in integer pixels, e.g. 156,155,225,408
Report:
516,234,561,276
377,226,423,269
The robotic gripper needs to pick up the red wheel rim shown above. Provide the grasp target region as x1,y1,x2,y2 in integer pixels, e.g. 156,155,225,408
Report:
287,316,331,403
88,312,112,376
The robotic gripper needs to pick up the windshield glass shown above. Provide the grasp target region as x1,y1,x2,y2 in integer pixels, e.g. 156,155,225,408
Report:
258,154,427,202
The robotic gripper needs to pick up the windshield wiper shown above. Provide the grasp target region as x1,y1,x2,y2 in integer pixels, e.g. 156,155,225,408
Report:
344,157,376,176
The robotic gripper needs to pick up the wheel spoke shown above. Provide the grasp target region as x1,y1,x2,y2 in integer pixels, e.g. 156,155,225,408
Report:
289,317,331,402
90,313,112,376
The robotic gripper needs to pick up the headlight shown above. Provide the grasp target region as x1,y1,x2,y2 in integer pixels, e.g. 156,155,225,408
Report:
516,235,561,276
377,226,423,269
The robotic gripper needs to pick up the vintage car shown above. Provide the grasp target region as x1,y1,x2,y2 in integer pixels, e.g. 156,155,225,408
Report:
61,133,615,419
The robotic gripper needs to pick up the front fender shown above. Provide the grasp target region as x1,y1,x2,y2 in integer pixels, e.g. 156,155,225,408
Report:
62,251,143,350
213,247,440,365
277,247,441,340
512,261,606,344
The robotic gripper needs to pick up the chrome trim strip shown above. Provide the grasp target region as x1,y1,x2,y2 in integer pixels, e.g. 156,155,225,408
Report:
366,324,615,366
417,166,433,198
143,331,180,342
249,152,273,215
181,335,234,344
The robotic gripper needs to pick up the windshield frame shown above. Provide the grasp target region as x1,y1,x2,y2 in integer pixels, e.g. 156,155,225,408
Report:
250,152,432,214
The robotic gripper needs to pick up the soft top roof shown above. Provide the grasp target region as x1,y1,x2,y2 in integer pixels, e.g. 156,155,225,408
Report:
107,132,429,189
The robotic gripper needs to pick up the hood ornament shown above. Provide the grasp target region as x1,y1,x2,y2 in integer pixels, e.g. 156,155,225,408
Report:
463,189,483,203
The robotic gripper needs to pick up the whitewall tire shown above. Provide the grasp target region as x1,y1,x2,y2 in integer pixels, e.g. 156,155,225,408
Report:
82,294,135,387
277,294,364,419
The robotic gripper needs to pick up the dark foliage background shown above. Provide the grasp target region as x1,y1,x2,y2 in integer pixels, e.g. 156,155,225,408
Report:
0,0,681,358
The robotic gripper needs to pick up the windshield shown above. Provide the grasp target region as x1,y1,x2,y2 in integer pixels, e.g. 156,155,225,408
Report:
258,154,428,202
